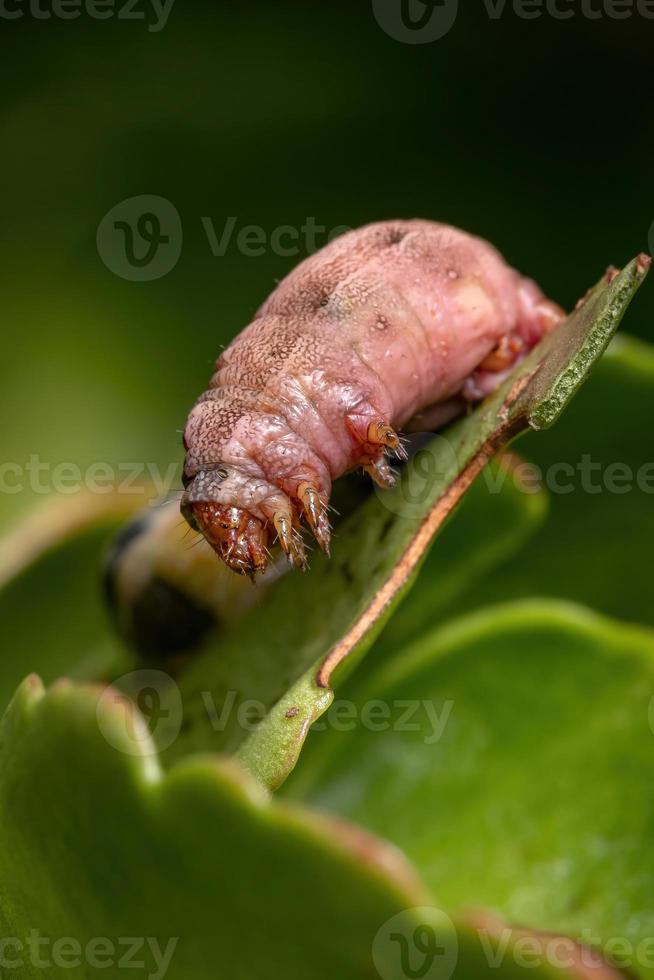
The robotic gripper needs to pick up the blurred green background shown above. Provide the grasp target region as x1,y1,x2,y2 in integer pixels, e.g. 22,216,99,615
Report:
1,0,652,533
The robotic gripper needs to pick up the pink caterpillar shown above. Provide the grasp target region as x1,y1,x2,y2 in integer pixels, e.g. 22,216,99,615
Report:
181,219,564,576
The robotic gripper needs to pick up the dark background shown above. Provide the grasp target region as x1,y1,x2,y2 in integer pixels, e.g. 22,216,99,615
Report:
1,0,652,531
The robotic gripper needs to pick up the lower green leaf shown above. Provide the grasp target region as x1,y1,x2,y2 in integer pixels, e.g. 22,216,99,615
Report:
0,675,612,979
287,600,654,979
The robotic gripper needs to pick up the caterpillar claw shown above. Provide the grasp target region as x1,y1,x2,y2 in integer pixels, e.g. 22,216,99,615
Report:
366,419,404,455
478,333,524,373
346,412,407,462
363,454,397,489
297,481,331,555
273,510,307,569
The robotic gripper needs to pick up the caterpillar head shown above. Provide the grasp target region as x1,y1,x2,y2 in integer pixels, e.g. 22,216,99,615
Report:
181,463,324,576
181,465,272,577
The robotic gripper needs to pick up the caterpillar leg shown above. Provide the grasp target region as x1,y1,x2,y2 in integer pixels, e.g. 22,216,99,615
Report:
346,411,405,457
345,407,406,490
477,333,524,372
296,482,331,555
272,508,307,570
362,454,397,489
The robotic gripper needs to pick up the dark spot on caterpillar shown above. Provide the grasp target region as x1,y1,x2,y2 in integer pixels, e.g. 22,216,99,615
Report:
103,511,155,613
269,342,296,360
129,577,215,661
387,227,407,245
307,287,332,312
285,706,300,719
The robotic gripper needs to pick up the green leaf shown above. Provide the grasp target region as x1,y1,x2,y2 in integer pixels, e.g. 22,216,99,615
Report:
160,257,648,789
368,453,548,661
440,334,654,628
0,675,609,980
286,599,654,979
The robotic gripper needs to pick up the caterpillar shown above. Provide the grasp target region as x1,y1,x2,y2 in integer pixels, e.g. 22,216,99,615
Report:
181,219,564,576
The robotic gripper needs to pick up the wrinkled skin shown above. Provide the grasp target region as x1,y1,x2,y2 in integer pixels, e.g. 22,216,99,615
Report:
182,219,564,575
